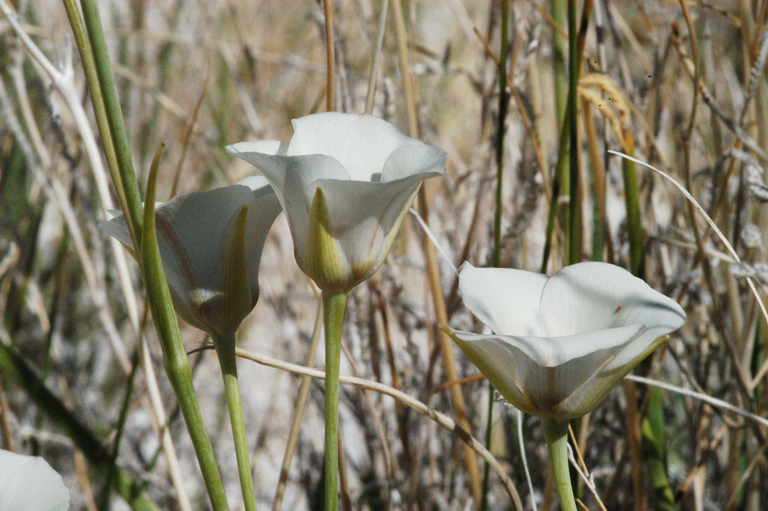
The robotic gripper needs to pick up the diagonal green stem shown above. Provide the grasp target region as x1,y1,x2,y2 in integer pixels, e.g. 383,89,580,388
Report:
78,0,143,241
68,3,229,509
322,291,348,511
543,420,577,511
142,150,230,511
215,333,258,511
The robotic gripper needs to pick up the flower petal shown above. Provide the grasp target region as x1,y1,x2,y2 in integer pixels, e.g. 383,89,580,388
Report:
558,326,673,417
540,262,686,336
0,449,69,511
227,140,286,156
381,140,446,182
458,263,549,336
287,113,411,181
446,328,536,413
236,176,283,294
225,149,350,260
308,173,431,288
102,182,281,335
449,325,644,418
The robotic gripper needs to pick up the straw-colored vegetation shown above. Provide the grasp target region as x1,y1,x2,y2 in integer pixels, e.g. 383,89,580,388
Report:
1,0,767,509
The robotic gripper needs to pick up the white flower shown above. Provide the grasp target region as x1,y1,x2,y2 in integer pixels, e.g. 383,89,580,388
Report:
227,112,445,292
446,262,686,420
103,177,281,337
0,449,69,511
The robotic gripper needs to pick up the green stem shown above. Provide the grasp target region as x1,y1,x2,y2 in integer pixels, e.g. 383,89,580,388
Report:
215,333,258,511
493,0,510,269
79,0,144,241
567,0,581,265
165,356,230,511
543,420,578,511
61,0,127,218
142,150,230,511
483,2,510,509
322,291,348,511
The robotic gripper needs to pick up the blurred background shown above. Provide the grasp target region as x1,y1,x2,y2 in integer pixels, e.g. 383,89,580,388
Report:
1,0,767,509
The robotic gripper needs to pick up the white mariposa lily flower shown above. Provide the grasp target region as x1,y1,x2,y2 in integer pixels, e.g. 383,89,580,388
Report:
103,177,281,337
227,112,445,292
0,449,69,511
446,262,686,420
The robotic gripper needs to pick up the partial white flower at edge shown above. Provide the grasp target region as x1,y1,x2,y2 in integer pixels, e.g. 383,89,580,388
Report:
102,177,281,338
227,112,446,293
0,449,69,511
445,262,686,421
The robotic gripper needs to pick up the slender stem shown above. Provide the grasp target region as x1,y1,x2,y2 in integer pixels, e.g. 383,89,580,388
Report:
322,0,335,111
493,0,510,268
483,2,510,509
543,420,577,511
566,0,581,265
364,0,389,115
61,0,127,217
216,333,258,511
79,0,143,241
323,291,348,511
165,357,230,510
142,150,230,511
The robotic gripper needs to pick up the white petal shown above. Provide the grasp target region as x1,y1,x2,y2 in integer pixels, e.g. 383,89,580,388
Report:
540,262,686,336
381,140,446,182
102,183,281,334
237,175,270,191
559,326,672,417
226,150,349,259
310,174,427,280
243,188,282,294
447,329,536,413
228,140,285,156
100,214,132,247
458,263,548,336
450,325,644,418
156,185,257,294
0,450,69,511
287,113,411,181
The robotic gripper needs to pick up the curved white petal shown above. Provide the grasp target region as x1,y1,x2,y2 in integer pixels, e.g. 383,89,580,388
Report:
227,140,285,156
449,325,644,418
287,113,411,181
458,263,548,336
244,190,282,295
102,182,281,335
540,262,686,336
447,329,536,413
560,328,669,415
0,450,69,511
226,151,349,258
308,173,429,287
381,141,446,182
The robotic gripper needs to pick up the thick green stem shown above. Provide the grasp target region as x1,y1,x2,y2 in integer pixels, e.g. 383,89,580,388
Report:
543,420,578,511
215,334,258,511
322,291,348,511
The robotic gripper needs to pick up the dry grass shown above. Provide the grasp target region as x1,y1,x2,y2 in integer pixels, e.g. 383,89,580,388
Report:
1,0,767,509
